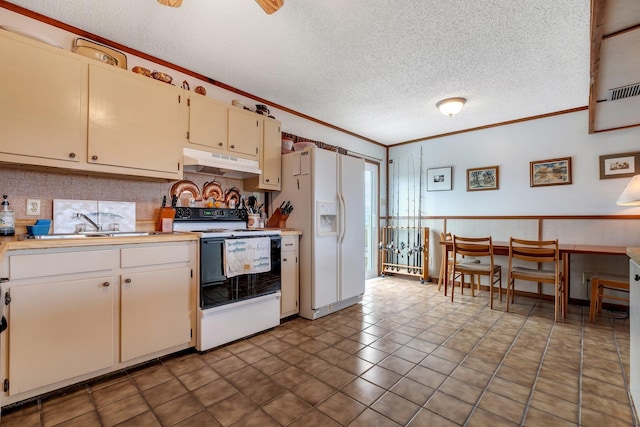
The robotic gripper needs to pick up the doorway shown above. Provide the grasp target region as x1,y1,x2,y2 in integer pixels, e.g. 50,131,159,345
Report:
364,161,379,279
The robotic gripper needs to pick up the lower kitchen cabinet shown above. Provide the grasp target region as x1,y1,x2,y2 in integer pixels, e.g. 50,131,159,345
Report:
8,275,114,396
280,235,299,318
0,241,196,406
121,266,191,361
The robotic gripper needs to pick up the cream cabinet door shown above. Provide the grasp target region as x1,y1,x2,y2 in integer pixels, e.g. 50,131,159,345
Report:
261,119,282,190
228,108,261,159
120,266,192,362
187,95,228,151
0,31,87,163
8,276,114,395
88,64,183,176
280,236,299,318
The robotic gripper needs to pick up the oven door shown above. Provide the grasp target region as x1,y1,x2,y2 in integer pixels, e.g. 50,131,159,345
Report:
200,236,281,310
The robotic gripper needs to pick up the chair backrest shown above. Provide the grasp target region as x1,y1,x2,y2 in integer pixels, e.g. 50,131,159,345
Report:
452,235,494,261
508,237,560,272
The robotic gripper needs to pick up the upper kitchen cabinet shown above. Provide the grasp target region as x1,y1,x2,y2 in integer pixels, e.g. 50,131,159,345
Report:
88,64,184,179
0,30,87,165
228,107,261,159
245,118,282,191
186,95,228,152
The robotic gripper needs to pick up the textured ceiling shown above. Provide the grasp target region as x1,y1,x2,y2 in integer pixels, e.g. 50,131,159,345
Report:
4,0,591,145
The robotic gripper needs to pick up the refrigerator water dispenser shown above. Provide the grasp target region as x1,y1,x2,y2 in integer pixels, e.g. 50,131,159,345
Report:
316,201,338,236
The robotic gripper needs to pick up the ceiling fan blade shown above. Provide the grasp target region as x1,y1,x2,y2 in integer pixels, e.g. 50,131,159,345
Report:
157,0,183,7
255,0,284,14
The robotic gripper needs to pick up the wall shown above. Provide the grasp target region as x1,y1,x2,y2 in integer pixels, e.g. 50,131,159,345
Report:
386,110,640,301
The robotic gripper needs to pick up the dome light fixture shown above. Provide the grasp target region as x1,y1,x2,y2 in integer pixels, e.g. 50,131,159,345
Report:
436,97,466,117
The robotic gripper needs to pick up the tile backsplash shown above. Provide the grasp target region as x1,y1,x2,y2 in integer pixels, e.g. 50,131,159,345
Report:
53,200,136,233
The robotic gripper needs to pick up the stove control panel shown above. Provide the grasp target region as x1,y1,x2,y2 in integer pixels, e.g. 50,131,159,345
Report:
174,207,247,221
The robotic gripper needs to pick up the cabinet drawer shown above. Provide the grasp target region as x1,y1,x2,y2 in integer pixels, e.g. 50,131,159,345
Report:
10,250,114,280
281,236,298,253
121,243,192,268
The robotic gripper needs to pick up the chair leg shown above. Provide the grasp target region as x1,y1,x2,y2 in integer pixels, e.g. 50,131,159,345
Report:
437,250,446,292
589,279,598,322
506,277,512,312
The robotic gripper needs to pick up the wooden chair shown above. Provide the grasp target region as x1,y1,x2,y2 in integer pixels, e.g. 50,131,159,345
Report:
438,232,479,293
507,237,564,321
589,273,629,322
451,235,502,308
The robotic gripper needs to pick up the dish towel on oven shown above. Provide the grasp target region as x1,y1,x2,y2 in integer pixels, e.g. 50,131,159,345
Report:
224,237,271,278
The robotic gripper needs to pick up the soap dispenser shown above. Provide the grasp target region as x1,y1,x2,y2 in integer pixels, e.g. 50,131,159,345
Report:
0,195,15,236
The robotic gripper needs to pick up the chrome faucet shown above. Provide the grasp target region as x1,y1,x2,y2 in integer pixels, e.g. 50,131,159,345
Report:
75,213,101,231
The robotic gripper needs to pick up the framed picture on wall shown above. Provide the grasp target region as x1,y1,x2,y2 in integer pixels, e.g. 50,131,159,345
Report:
466,166,499,191
427,167,452,191
599,151,639,179
530,157,572,187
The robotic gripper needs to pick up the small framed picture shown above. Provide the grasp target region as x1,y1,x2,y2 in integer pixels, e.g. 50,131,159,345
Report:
427,167,452,191
467,166,499,191
530,157,572,187
599,152,639,179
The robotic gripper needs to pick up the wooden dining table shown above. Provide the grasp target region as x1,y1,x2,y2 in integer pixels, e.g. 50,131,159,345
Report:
440,240,628,305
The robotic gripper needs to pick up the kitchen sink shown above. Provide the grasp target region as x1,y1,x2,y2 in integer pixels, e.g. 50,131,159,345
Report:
22,231,152,240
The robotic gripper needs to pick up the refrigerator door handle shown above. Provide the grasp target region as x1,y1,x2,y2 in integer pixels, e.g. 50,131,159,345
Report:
338,192,346,243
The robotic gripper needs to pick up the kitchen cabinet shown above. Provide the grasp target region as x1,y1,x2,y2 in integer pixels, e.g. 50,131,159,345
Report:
228,107,261,159
5,249,116,396
245,118,282,191
120,243,193,362
0,240,196,406
280,235,299,318
88,64,184,178
630,258,640,410
186,95,228,152
0,29,87,165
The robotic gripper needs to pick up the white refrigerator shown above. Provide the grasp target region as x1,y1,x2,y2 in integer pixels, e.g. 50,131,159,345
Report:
274,145,365,319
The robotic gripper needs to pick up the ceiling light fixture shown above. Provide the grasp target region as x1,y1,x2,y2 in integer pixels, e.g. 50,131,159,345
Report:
436,97,466,117
616,174,640,206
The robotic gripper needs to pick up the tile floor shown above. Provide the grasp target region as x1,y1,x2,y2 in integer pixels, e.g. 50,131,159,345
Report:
1,276,637,426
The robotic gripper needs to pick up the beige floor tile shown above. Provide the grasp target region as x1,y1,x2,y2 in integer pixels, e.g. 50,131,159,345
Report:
406,365,447,389
466,407,519,427
408,408,459,426
42,392,95,427
424,391,473,425
316,391,365,425
487,376,532,404
288,409,341,427
192,378,238,407
53,410,103,427
113,410,160,427
262,392,312,426
439,376,483,405
390,377,435,405
355,345,389,363
348,408,401,427
477,391,526,424
529,390,579,424
153,393,203,426
341,377,386,405
253,355,290,376
177,365,221,391
207,393,255,426
96,378,142,410
580,406,636,427
243,377,286,406
316,365,357,389
581,391,635,424
451,365,492,389
291,378,335,405
271,365,313,389
418,354,458,375
371,391,420,425
166,354,207,377
97,394,150,427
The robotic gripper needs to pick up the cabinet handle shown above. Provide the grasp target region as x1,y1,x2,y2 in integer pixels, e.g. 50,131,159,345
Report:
218,142,223,147
92,155,98,161
265,179,270,182
102,282,110,287
125,278,132,283
69,152,76,159
635,274,640,282
230,145,235,149
283,258,288,262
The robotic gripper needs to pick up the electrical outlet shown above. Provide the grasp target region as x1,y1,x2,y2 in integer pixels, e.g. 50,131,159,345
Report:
26,199,41,216
583,272,595,286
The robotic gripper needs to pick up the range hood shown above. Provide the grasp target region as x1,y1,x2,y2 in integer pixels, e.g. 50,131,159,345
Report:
183,147,262,178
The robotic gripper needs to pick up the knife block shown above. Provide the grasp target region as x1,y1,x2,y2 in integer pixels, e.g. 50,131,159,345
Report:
266,208,289,228
156,207,176,232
